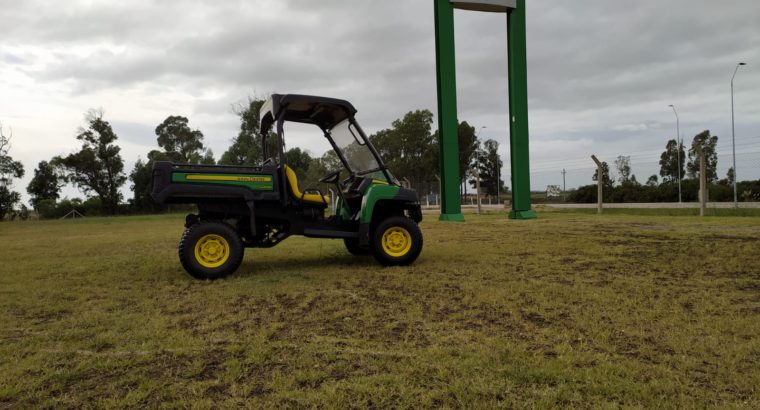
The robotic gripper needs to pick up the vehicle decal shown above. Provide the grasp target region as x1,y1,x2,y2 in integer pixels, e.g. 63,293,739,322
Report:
172,173,274,191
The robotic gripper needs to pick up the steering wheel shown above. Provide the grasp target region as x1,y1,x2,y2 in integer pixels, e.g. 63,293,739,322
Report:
262,157,275,165
319,169,342,185
342,173,359,186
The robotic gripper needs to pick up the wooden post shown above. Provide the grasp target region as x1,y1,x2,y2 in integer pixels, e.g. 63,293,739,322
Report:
698,148,707,217
591,155,603,214
474,167,482,215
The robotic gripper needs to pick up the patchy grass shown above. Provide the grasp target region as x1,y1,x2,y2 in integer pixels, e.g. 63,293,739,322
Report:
1,212,759,408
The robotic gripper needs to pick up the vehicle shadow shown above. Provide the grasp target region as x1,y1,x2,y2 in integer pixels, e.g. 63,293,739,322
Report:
234,253,375,278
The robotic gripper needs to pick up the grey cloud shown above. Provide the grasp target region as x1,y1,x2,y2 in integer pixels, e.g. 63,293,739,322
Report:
4,0,760,194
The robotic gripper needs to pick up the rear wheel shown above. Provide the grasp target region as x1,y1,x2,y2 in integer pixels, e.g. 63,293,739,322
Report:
371,216,423,266
178,221,244,280
344,238,370,256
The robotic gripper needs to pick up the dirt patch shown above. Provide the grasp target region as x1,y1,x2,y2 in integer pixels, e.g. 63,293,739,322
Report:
521,311,549,327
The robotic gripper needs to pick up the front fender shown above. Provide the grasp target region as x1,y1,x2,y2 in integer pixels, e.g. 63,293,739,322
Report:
359,185,400,224
359,185,421,224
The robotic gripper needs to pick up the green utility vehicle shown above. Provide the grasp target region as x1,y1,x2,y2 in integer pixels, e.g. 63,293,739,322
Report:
152,94,423,279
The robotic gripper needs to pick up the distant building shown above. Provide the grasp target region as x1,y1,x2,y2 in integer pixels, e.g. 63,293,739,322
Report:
546,185,561,198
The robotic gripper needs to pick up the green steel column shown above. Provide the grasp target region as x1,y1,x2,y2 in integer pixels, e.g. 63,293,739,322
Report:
507,0,536,219
434,0,465,222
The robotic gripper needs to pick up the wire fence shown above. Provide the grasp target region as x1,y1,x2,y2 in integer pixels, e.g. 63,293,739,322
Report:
394,139,760,205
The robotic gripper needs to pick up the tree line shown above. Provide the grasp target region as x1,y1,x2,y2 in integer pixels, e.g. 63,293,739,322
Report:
568,130,760,203
1,97,505,220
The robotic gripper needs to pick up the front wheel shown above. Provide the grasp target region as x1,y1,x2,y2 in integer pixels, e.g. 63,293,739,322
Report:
371,216,423,266
178,221,244,280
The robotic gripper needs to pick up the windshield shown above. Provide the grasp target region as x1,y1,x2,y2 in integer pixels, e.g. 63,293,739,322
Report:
329,119,381,175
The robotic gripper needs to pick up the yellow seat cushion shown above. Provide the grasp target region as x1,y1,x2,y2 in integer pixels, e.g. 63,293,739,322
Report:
284,165,330,205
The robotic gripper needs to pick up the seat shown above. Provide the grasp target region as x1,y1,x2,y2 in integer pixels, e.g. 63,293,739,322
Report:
283,165,330,205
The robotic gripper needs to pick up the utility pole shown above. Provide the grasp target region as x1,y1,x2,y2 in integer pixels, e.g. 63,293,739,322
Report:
669,105,682,203
731,62,747,209
591,155,603,215
561,169,567,200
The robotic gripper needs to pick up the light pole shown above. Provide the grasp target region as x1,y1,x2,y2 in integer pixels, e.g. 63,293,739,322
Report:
668,104,682,203
731,62,747,208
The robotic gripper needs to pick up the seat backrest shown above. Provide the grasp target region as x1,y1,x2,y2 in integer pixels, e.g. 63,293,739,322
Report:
283,165,329,205
283,165,302,198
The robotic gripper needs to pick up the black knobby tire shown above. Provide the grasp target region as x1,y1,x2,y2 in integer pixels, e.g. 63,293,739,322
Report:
344,238,370,256
178,221,244,280
371,216,423,266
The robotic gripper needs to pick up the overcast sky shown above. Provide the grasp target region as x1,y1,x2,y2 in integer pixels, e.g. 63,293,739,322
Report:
2,0,759,203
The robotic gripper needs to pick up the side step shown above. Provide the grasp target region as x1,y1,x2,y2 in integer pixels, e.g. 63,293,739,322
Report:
303,228,359,239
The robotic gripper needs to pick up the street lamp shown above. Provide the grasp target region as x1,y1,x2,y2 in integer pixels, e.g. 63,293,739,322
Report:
668,104,682,203
731,62,747,208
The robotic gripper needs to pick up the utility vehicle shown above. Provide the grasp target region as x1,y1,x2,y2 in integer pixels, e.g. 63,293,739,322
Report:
152,94,423,279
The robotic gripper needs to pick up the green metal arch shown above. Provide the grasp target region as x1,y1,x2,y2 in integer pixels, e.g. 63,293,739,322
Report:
434,0,536,221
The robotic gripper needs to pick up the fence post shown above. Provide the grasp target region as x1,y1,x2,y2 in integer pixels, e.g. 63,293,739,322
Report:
434,174,442,209
699,148,707,217
591,155,603,214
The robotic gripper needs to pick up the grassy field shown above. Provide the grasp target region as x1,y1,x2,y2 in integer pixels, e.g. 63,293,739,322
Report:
1,211,759,408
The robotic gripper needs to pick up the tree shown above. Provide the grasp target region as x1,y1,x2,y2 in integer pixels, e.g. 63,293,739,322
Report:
320,150,342,172
369,110,437,185
0,123,25,220
432,121,478,195
726,167,735,186
659,139,685,183
301,157,330,191
470,139,506,196
54,110,127,215
0,188,21,220
128,150,173,213
284,147,313,179
200,149,215,165
614,155,632,183
155,115,207,163
591,161,613,188
27,160,63,208
220,97,276,166
433,121,478,184
457,122,478,183
129,150,175,213
646,174,659,187
687,130,718,182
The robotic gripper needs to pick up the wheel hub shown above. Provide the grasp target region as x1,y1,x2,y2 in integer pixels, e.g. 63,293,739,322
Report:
381,227,412,257
194,234,230,268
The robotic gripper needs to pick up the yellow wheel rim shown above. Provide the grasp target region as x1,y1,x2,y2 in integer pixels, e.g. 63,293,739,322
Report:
381,226,412,257
194,234,230,269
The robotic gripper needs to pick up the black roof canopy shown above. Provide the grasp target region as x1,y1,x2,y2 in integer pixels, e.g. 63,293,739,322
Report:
260,94,358,134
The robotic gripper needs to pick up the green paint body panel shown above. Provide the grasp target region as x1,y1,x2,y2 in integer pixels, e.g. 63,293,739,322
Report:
359,184,401,224
171,172,274,191
434,0,465,222
506,0,535,219
336,197,352,221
